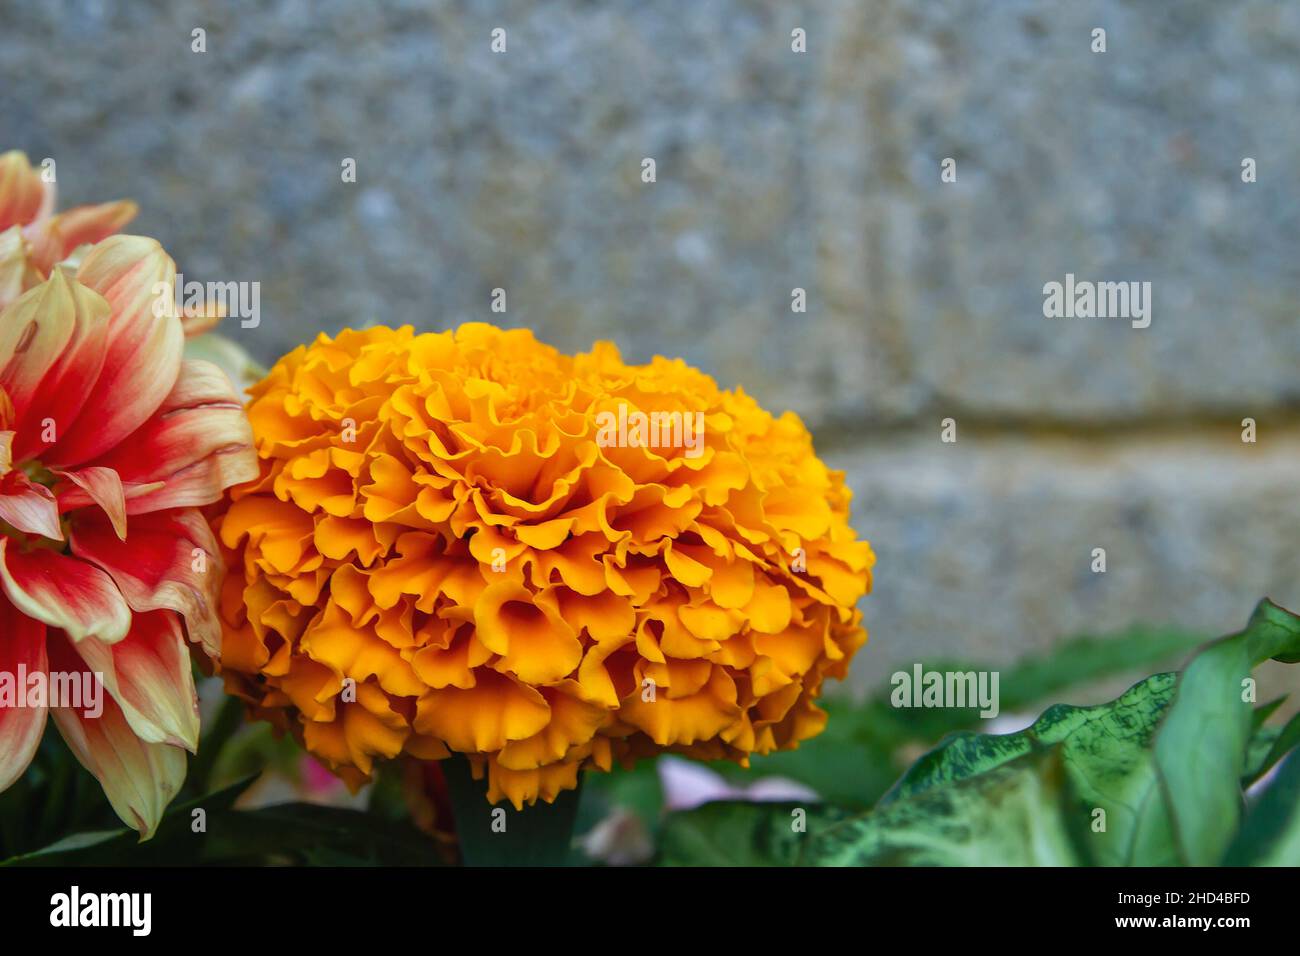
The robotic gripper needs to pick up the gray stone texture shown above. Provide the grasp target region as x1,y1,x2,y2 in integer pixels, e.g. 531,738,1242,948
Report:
3,0,1297,692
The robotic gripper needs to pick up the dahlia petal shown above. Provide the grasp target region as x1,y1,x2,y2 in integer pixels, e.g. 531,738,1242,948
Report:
70,508,223,656
0,226,41,311
46,632,185,839
86,359,258,514
0,473,62,539
0,595,48,793
0,268,111,457
43,236,184,466
0,538,131,643
54,465,126,538
26,200,138,275
0,152,46,230
62,610,200,751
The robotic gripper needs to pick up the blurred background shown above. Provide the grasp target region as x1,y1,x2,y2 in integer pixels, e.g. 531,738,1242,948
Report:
3,0,1299,699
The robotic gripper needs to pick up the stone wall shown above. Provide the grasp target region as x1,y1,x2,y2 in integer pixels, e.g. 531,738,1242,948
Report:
4,0,1297,691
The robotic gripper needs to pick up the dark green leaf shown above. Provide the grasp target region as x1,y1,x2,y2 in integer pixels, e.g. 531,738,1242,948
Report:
185,695,246,799
879,673,1179,866
1224,750,1300,866
806,749,1082,866
1243,711,1300,788
200,802,441,866
2,774,258,866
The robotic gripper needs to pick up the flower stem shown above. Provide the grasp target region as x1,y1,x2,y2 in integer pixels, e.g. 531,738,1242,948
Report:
441,755,583,867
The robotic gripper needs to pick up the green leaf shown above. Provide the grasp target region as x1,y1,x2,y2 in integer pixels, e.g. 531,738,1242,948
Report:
879,673,1179,866
806,749,1082,866
185,695,246,799
3,772,446,868
653,602,1296,869
200,802,442,866
1224,750,1300,866
1243,710,1300,788
657,801,850,866
2,774,258,866
1153,599,1300,865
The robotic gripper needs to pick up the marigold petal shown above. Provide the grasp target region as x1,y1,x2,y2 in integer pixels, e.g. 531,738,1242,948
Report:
414,670,551,753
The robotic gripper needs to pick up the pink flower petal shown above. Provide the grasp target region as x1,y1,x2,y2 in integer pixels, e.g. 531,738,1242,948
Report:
0,595,48,793
0,537,130,644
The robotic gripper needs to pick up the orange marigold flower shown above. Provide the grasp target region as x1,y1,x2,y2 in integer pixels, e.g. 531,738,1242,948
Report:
211,323,874,809
0,151,259,836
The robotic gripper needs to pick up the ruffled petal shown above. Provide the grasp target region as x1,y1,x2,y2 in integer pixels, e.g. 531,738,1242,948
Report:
414,670,551,753
208,322,873,807
474,581,583,685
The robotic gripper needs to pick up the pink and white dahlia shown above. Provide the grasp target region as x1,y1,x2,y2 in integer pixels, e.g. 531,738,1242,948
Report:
0,150,258,836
